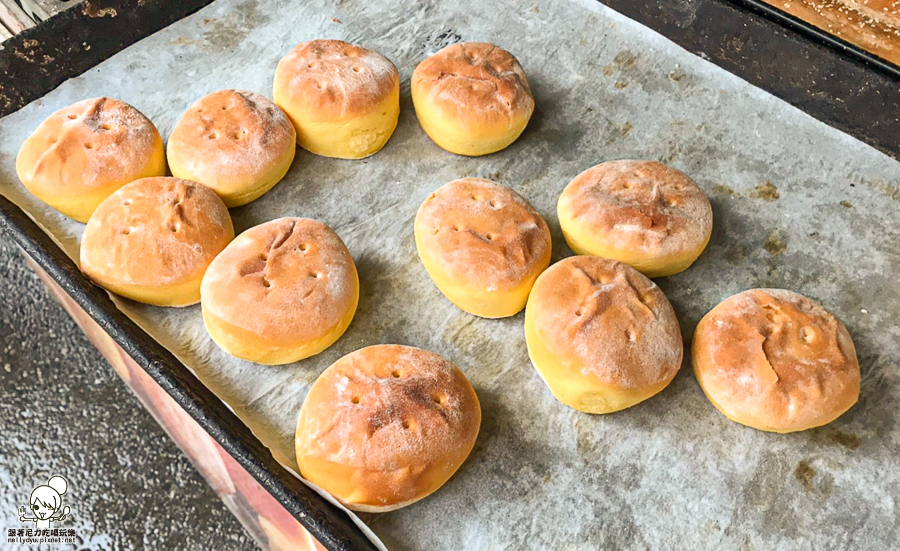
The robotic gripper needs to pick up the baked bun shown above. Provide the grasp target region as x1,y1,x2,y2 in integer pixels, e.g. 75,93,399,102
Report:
692,289,860,433
200,218,358,365
273,39,400,159
411,42,534,156
16,97,166,222
80,177,233,306
557,160,712,278
295,344,481,512
167,90,296,207
524,256,683,413
414,178,551,318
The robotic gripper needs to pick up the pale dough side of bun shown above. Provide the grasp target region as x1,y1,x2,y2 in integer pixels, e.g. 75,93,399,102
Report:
411,42,534,156
692,288,860,433
296,344,481,512
200,217,358,365
80,177,234,307
273,39,400,159
558,160,712,278
414,177,551,318
525,256,683,413
16,97,166,222
167,90,296,207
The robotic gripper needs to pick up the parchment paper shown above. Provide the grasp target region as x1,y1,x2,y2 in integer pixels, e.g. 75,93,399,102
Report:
1,0,898,548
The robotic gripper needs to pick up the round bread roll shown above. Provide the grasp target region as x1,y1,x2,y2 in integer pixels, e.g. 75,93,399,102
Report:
295,344,481,512
557,160,712,278
414,177,551,318
167,90,296,207
411,42,534,156
692,289,860,433
200,217,358,365
273,39,400,159
80,177,234,307
16,97,166,222
524,256,683,413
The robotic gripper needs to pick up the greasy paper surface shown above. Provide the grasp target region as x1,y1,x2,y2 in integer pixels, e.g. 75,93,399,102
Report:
1,0,898,548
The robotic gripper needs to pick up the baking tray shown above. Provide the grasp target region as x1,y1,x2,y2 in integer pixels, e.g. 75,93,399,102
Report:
729,0,900,80
1,0,898,549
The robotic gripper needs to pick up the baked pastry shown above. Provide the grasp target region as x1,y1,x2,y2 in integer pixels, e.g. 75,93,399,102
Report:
80,177,233,307
273,39,400,159
16,97,166,222
200,218,358,365
524,256,683,413
692,288,860,433
557,160,712,278
414,177,551,317
757,0,900,68
295,344,481,512
411,42,534,156
167,90,296,207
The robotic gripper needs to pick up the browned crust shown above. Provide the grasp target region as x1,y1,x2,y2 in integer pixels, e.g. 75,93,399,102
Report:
167,90,295,185
692,288,860,431
411,42,534,128
528,256,683,390
759,0,900,67
559,160,712,257
296,344,481,508
415,178,551,290
200,217,358,345
16,97,162,197
273,39,399,121
80,177,233,286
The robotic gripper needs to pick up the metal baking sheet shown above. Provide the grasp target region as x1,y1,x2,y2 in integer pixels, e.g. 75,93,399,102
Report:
1,0,898,548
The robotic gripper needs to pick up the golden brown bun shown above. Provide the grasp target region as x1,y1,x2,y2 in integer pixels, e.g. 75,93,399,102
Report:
557,160,712,278
167,90,296,207
80,177,234,307
524,256,683,413
16,97,166,222
414,178,551,317
200,218,359,365
273,39,400,159
295,344,481,512
411,42,534,156
692,288,860,433
758,0,900,67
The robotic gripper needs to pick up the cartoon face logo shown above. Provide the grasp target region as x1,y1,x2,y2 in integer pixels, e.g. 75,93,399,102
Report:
18,476,71,529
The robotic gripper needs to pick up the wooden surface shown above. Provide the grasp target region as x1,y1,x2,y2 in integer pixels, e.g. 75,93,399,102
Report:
0,0,35,34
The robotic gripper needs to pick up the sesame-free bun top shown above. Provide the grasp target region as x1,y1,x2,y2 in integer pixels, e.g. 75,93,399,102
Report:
525,256,683,413
16,97,166,222
296,344,481,512
273,39,399,122
692,289,860,433
273,39,400,159
166,90,296,207
200,217,359,364
414,178,551,317
557,160,712,278
79,177,234,306
411,42,534,156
